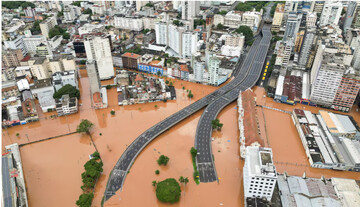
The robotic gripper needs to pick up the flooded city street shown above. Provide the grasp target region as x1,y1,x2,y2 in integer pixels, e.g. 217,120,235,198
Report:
3,72,359,207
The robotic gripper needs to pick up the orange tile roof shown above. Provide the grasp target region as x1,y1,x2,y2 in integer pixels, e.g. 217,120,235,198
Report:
93,92,102,104
180,65,189,72
135,74,144,82
149,60,160,65
122,52,141,59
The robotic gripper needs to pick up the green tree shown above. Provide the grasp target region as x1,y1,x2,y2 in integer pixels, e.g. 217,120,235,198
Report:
76,119,94,135
110,110,115,115
170,82,173,86
152,180,157,186
63,32,70,39
236,26,253,42
156,178,181,203
57,11,63,17
92,151,100,160
143,28,150,34
155,170,160,175
187,90,193,98
194,19,206,29
71,1,82,7
190,147,197,157
154,105,158,109
2,1,35,9
157,71,161,76
16,133,20,137
83,8,92,15
145,2,154,7
80,60,86,64
31,21,41,34
157,155,170,166
76,193,94,207
48,25,67,39
53,84,80,99
173,20,180,26
165,80,169,84
218,10,227,15
217,23,224,30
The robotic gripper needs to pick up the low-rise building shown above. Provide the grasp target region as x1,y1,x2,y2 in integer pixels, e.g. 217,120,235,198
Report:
2,49,24,68
52,70,78,92
55,94,78,116
243,146,277,202
122,52,141,70
30,79,56,112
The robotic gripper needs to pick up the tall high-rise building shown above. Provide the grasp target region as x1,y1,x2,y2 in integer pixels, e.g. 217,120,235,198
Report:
243,146,277,201
294,30,305,53
182,31,198,58
312,1,325,14
271,3,285,32
306,12,317,28
319,1,343,26
332,74,360,112
84,36,114,80
283,12,302,42
40,16,57,38
168,24,184,56
352,5,360,28
310,43,325,84
155,22,168,45
181,0,199,20
207,55,220,85
343,2,358,33
193,59,205,83
352,46,360,71
298,28,316,69
310,53,345,107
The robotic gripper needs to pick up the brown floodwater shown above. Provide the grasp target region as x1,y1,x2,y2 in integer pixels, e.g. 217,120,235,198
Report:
5,73,360,207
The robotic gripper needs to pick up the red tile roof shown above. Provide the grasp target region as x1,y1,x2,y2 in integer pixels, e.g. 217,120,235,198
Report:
135,74,144,82
180,65,189,72
21,55,31,62
122,52,141,59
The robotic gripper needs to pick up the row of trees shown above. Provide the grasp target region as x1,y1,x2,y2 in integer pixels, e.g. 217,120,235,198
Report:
76,152,103,207
190,147,200,184
235,1,267,12
2,1,35,9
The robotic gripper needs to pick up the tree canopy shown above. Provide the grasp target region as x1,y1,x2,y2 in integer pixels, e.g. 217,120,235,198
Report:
194,19,206,29
71,1,82,7
53,84,80,99
216,23,224,30
76,193,94,207
48,25,69,39
156,178,181,203
31,21,41,34
2,1,35,9
76,119,94,135
235,1,267,12
236,25,253,43
83,8,92,15
157,155,169,166
218,10,228,15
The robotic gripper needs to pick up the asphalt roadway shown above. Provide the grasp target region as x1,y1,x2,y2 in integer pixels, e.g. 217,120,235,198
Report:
195,25,272,183
104,25,272,202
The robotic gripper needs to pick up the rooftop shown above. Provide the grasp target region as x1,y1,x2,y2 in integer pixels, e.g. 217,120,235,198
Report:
122,52,141,59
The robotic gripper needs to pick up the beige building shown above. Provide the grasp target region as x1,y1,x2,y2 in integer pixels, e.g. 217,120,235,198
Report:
62,56,76,71
48,58,63,74
272,3,285,32
213,14,225,26
2,49,24,68
40,16,57,38
29,57,50,80
225,34,245,47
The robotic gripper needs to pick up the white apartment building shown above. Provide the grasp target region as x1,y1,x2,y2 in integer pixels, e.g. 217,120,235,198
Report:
224,11,242,29
91,4,105,15
40,16,57,38
55,94,78,116
242,11,261,32
4,36,27,57
275,40,293,68
64,6,76,22
306,12,317,28
283,12,302,42
310,54,345,107
182,31,198,58
114,15,144,31
208,55,221,85
84,36,114,80
320,1,343,26
181,0,199,20
168,24,184,56
311,43,325,84
52,70,78,91
193,60,205,83
243,146,277,201
213,14,225,26
143,16,156,30
155,21,168,45
298,28,316,68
